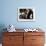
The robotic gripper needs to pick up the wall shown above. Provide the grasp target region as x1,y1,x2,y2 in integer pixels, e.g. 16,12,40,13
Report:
0,0,46,29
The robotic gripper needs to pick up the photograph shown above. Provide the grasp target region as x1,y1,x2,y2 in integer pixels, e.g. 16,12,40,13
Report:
18,7,35,21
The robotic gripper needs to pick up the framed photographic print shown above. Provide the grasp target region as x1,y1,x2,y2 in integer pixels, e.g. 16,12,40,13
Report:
18,7,35,21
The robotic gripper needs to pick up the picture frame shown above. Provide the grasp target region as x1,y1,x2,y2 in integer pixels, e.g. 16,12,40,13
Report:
18,7,35,21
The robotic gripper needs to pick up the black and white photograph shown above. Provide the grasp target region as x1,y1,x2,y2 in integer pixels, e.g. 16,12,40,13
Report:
18,7,35,21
